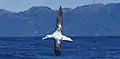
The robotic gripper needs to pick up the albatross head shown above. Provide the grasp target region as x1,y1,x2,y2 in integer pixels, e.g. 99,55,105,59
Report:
42,35,52,40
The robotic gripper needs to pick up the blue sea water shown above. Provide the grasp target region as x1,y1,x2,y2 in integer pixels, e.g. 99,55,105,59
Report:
0,36,120,59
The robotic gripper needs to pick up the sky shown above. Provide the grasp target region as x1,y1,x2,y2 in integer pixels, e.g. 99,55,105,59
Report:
0,0,120,12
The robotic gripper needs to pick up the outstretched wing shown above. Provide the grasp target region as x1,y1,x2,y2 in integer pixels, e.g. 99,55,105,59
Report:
62,36,73,41
42,36,47,40
42,35,52,40
55,6,63,34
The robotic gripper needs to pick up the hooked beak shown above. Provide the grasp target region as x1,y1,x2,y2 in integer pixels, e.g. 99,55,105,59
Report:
42,36,47,40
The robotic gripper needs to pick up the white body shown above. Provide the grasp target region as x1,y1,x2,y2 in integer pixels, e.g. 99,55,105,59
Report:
42,30,73,43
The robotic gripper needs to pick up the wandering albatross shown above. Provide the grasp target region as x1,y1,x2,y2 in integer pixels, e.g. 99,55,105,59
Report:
42,6,73,56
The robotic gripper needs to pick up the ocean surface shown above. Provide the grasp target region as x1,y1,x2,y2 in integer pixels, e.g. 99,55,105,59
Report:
0,36,120,59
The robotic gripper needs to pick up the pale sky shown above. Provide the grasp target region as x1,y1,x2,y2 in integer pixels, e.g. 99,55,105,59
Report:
0,0,120,12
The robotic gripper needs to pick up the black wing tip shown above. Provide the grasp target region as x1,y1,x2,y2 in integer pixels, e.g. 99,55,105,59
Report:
60,6,62,8
59,6,62,10
54,50,60,56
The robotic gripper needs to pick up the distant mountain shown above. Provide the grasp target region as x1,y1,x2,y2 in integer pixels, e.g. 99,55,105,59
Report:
0,3,120,37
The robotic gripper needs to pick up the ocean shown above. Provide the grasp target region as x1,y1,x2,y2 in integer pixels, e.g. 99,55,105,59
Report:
0,36,120,59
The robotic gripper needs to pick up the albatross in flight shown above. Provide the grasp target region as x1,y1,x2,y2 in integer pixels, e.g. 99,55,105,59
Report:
42,6,73,56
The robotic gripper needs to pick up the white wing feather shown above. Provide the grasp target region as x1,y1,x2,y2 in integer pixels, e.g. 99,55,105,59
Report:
62,36,73,41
